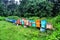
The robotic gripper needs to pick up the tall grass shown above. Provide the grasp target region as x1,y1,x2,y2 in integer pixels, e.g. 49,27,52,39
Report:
0,15,60,40
0,16,5,21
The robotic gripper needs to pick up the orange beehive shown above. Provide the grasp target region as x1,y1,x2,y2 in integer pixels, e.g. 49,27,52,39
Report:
36,20,40,28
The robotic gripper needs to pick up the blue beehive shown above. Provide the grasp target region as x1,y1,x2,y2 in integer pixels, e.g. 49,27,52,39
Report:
28,20,34,26
40,28,46,32
9,19,12,22
21,20,24,25
11,19,16,23
41,20,47,28
8,19,16,23
29,20,33,23
32,21,36,27
20,19,24,25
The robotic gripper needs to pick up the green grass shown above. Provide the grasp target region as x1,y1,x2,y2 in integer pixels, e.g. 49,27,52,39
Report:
0,16,60,40
0,21,50,40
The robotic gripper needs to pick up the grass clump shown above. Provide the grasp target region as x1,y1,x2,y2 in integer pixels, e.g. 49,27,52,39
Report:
0,16,5,21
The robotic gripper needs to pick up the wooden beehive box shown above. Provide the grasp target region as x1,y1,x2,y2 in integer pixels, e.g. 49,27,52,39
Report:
36,20,40,28
32,21,36,27
24,19,27,26
46,23,53,30
26,20,29,26
28,20,31,26
16,19,20,24
41,20,47,28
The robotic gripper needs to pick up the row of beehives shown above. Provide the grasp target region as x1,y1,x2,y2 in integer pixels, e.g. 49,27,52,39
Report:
5,18,53,32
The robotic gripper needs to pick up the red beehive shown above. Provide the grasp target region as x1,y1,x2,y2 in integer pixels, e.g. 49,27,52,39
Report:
28,21,31,26
16,19,20,24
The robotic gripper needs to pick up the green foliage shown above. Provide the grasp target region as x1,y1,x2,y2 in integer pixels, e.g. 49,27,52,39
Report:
0,3,4,16
54,15,60,24
0,15,60,40
7,16,20,20
19,0,54,17
0,0,60,17
45,15,60,40
0,21,47,40
28,17,40,21
0,16,5,21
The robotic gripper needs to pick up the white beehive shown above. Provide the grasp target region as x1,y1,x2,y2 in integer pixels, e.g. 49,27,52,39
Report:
46,23,53,30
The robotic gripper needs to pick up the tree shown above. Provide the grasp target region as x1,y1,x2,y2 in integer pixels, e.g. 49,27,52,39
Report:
19,0,54,17
0,3,4,16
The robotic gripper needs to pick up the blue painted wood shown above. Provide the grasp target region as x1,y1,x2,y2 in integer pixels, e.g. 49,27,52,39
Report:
29,20,34,26
29,20,36,27
32,22,36,27
20,19,24,25
6,18,16,23
29,20,33,23
32,21,36,27
40,28,46,32
41,20,47,28
11,20,16,23
21,20,24,25
9,19,16,23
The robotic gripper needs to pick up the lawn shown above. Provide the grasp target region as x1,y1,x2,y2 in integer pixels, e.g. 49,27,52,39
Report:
0,16,60,40
0,21,48,40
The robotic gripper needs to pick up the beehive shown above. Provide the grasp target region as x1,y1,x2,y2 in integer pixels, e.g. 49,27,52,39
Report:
36,20,40,28
26,20,29,26
16,19,20,24
28,20,33,26
41,20,47,28
30,20,35,27
32,21,36,27
40,28,46,32
46,23,53,30
21,20,24,25
12,19,16,23
28,20,31,26
24,19,27,26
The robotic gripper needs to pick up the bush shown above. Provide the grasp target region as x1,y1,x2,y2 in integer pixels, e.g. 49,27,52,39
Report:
7,16,20,20
28,17,40,21
51,15,60,25
55,15,60,23
0,16,5,21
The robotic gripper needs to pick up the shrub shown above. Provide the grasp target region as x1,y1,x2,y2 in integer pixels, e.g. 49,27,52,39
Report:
0,16,5,21
55,15,60,23
7,16,20,20
28,17,40,21
51,15,60,25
